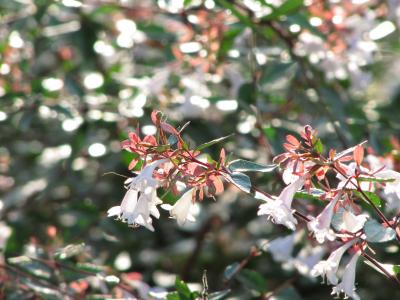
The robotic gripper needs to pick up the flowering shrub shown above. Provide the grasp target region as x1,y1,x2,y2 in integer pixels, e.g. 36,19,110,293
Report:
2,0,400,299
107,111,400,299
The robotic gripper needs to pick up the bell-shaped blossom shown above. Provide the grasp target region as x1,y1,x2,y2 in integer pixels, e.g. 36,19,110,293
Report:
292,245,326,277
266,233,296,263
257,176,305,230
331,251,361,300
162,188,196,226
308,193,341,243
127,158,169,190
311,239,357,285
375,169,400,211
340,210,368,233
108,159,168,231
282,160,315,185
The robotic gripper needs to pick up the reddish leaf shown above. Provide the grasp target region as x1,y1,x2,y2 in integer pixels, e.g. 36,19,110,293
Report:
211,175,224,194
143,135,157,145
219,148,226,165
151,110,160,124
354,144,364,165
338,155,353,162
128,132,140,143
160,122,179,135
120,139,131,149
286,134,300,147
283,143,296,151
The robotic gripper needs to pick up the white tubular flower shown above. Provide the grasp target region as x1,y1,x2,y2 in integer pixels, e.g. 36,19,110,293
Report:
374,169,400,211
331,251,361,300
340,210,368,233
282,160,315,185
162,188,196,226
127,158,169,190
257,176,305,230
292,245,326,277
311,239,357,285
108,159,168,231
266,233,296,263
308,193,341,243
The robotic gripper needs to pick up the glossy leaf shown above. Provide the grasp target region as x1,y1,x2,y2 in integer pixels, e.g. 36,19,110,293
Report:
364,219,396,243
228,159,276,173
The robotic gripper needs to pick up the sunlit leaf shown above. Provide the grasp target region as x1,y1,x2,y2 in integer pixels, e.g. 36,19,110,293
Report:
364,219,396,243
228,159,276,173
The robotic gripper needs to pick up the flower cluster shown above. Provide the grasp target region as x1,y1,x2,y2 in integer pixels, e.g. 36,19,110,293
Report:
108,111,228,230
108,113,400,299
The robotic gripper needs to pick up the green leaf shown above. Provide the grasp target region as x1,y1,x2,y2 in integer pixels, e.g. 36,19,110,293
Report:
313,139,323,154
262,0,304,21
294,189,324,201
238,82,256,104
209,289,231,300
364,219,396,243
358,177,395,183
166,292,180,300
218,26,244,59
22,280,62,300
174,277,192,300
7,256,53,280
75,262,106,273
227,172,252,193
393,265,400,274
260,62,297,85
224,262,240,281
195,134,233,151
228,159,276,173
236,269,267,294
353,191,382,207
54,243,85,260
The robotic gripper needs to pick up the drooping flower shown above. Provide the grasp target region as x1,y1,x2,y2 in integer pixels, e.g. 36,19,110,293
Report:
340,210,368,233
311,239,358,285
308,193,341,243
257,176,305,230
266,233,296,263
162,188,196,226
292,245,326,277
331,251,361,300
108,159,168,231
282,160,315,185
374,168,400,211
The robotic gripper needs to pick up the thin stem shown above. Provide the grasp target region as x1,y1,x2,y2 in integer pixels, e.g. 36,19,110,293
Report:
362,252,400,287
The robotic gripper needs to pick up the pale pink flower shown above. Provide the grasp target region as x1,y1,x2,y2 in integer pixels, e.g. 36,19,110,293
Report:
331,251,361,300
162,188,196,226
311,239,358,285
257,176,305,230
266,233,296,263
308,193,341,243
340,210,368,233
108,159,168,231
